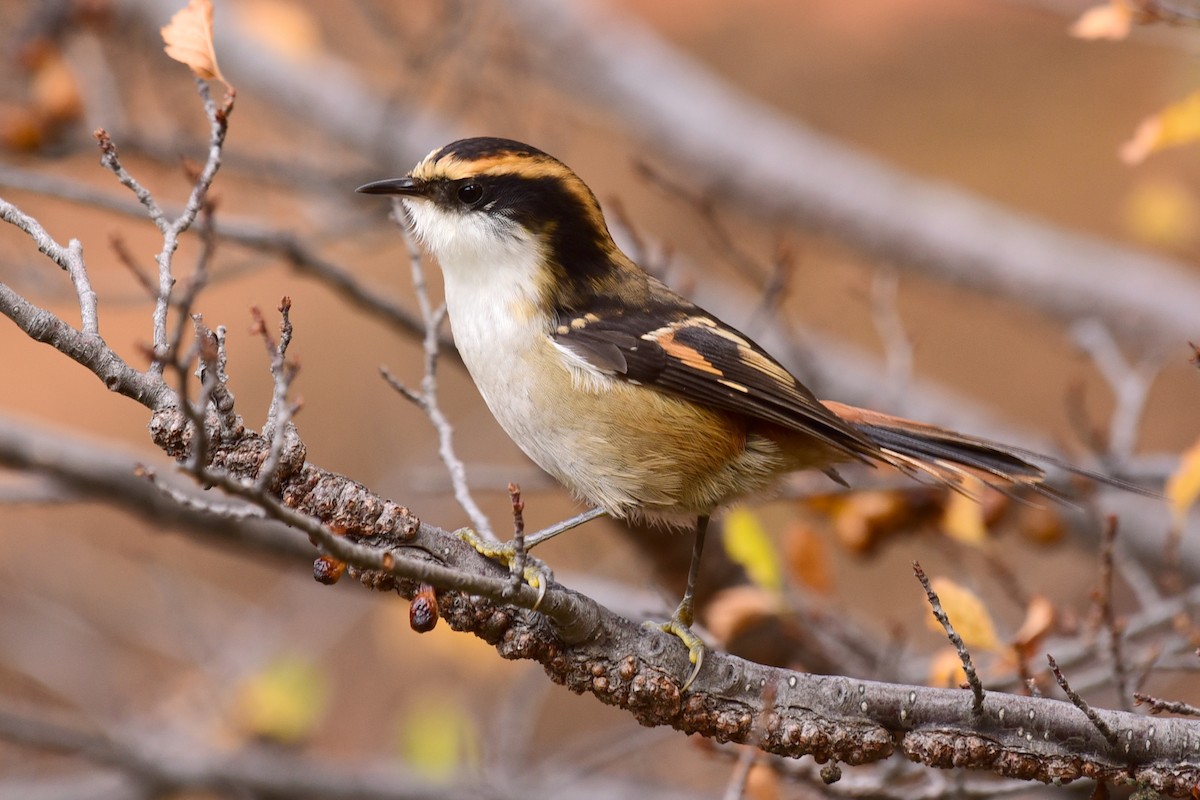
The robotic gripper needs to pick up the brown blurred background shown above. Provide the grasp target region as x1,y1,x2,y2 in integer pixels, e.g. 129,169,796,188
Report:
0,0,1197,797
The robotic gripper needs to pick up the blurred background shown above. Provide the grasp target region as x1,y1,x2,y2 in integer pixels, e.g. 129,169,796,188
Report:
0,0,1197,797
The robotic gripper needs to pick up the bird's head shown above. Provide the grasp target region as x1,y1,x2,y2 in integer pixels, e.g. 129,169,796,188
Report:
358,137,639,309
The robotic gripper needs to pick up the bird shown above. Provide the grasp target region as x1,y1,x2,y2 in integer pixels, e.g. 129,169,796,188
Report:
358,137,1135,689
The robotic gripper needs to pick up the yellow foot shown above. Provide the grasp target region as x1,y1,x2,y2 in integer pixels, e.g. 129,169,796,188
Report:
647,610,706,691
455,528,553,610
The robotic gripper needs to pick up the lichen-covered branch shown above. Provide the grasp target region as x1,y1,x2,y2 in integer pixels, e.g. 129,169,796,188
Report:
132,404,1200,797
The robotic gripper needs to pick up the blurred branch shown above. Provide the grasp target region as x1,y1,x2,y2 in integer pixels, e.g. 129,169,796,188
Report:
0,709,695,800
507,0,1200,348
0,163,453,358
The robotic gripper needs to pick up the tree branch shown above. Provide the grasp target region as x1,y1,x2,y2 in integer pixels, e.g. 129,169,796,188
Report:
506,0,1200,347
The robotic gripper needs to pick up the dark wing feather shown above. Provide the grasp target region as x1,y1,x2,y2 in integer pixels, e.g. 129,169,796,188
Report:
552,308,878,462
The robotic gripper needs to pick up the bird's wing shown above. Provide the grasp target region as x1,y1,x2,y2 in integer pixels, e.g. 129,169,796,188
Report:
550,307,877,461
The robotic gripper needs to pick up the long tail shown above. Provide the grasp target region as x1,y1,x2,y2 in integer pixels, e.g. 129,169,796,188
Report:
821,401,1145,498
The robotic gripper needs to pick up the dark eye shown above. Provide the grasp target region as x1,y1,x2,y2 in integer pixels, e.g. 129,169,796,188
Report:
456,182,484,206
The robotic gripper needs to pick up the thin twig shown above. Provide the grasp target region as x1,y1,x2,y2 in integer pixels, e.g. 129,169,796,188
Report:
1070,319,1160,463
138,464,265,521
1097,515,1132,711
720,747,757,800
913,560,985,714
1133,693,1200,717
97,80,233,374
253,299,301,492
383,202,495,540
508,482,526,599
1047,654,1119,747
0,197,98,335
870,267,914,403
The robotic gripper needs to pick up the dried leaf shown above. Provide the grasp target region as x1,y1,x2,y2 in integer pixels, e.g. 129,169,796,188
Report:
1015,502,1066,544
746,759,781,800
1121,90,1200,164
784,522,832,594
235,655,327,743
941,476,988,546
722,507,782,592
702,585,779,645
31,49,82,124
820,488,938,554
161,0,229,87
1167,435,1200,531
928,646,968,688
927,577,1001,652
1012,595,1056,654
1069,1,1133,40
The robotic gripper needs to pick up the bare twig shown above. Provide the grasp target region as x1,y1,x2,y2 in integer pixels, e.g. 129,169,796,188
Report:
508,482,526,598
0,162,445,352
139,463,264,521
870,268,914,403
1047,654,1119,747
1134,693,1200,717
0,197,97,335
96,80,233,373
381,203,494,540
1070,319,1160,463
720,747,757,800
913,561,985,714
1097,516,1132,711
252,299,301,492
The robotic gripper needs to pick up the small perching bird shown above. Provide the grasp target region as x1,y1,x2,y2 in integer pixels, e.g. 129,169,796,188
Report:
359,137,1139,689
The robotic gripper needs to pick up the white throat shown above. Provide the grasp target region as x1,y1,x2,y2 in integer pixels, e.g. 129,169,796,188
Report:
402,197,551,390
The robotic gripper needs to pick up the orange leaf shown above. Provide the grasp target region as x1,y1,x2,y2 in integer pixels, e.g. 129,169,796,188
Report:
1069,1,1133,40
702,585,778,646
1012,595,1056,654
784,522,833,594
161,0,229,87
927,646,968,689
927,577,1000,652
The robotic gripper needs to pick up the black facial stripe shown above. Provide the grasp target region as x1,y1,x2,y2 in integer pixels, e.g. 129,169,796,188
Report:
481,174,614,295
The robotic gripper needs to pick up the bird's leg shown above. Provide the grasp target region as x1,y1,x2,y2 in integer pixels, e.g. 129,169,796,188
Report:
456,506,609,609
652,514,709,691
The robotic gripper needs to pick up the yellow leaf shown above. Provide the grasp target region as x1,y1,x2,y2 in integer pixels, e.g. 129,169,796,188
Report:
1121,179,1200,249
1167,435,1200,531
235,0,324,61
235,655,327,744
1121,91,1200,164
398,698,478,781
721,507,782,592
926,577,1000,652
161,0,230,88
1069,1,1132,40
940,476,987,546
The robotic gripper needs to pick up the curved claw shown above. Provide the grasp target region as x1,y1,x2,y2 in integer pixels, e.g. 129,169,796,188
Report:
456,527,554,610
531,573,549,611
653,612,707,691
